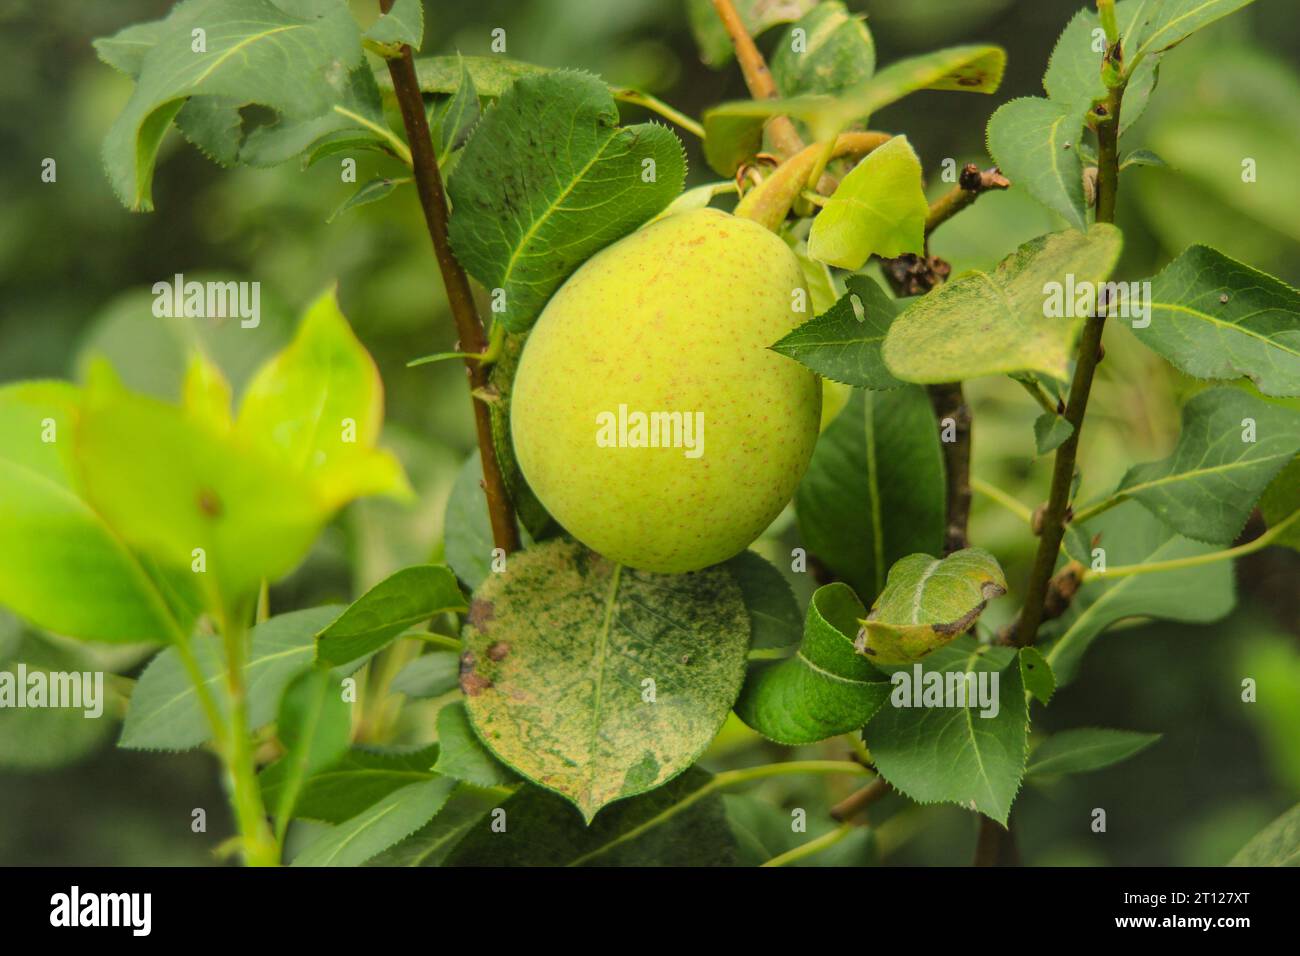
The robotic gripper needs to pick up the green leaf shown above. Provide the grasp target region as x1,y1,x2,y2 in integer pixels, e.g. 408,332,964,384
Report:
365,0,422,48
366,783,507,866
1130,0,1258,59
883,224,1124,383
390,650,460,698
75,361,328,605
725,550,801,654
1120,148,1167,169
772,274,904,389
447,72,686,332
1033,411,1074,455
0,382,198,644
431,57,479,163
1027,728,1160,777
446,767,739,865
1260,458,1300,552
734,583,891,745
460,538,749,822
772,1,875,97
1043,502,1236,684
120,606,342,751
0,628,117,768
986,97,1089,230
326,177,406,223
241,64,388,169
1042,4,1158,131
864,636,1026,824
316,565,465,666
101,0,363,210
1230,801,1300,866
1114,387,1300,543
291,776,456,867
269,667,352,832
859,549,1008,665
686,0,817,68
702,45,1004,174
433,701,517,787
1132,246,1300,398
237,288,411,510
1019,646,1056,704
261,744,439,824
807,136,927,269
795,388,945,599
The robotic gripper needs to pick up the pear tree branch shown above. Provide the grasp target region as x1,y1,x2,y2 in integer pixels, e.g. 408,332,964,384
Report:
710,0,805,158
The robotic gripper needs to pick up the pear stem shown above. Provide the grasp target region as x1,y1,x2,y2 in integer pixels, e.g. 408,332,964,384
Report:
378,0,520,554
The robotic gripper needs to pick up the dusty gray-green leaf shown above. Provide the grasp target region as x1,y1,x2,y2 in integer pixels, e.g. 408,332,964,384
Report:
269,667,352,831
390,650,459,698
725,550,801,654
864,636,1026,825
772,1,875,97
807,136,927,269
1043,502,1236,684
1114,387,1300,543
1019,646,1056,704
1027,728,1160,777
986,97,1088,230
461,538,749,822
796,388,945,600
366,0,422,48
316,565,465,666
291,776,456,867
1132,246,1300,397
447,72,686,332
883,224,1123,383
433,701,516,788
121,606,342,751
859,549,1007,665
101,0,363,210
771,274,903,389
446,767,739,865
734,583,891,745
1230,801,1300,866
261,744,439,825
1034,411,1074,455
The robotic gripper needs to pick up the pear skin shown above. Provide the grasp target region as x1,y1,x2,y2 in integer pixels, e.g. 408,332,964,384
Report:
511,208,821,573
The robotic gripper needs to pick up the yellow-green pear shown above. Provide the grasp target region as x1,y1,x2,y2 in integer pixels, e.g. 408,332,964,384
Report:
510,208,821,573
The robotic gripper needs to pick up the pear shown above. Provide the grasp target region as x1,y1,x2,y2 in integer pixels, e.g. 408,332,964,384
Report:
510,208,821,573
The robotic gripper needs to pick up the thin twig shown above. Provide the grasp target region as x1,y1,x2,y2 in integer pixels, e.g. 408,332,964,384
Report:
378,1,519,554
710,0,804,158
1014,82,1123,647
763,822,856,867
830,777,890,822
925,163,1011,238
930,382,973,553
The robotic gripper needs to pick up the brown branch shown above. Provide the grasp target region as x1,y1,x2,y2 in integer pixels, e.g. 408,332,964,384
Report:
1014,76,1124,647
710,0,804,158
378,2,520,554
974,816,1020,866
925,164,1011,238
930,383,972,553
830,777,890,823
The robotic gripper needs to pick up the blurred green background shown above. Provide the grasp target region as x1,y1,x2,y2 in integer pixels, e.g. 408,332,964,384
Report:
0,0,1296,865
